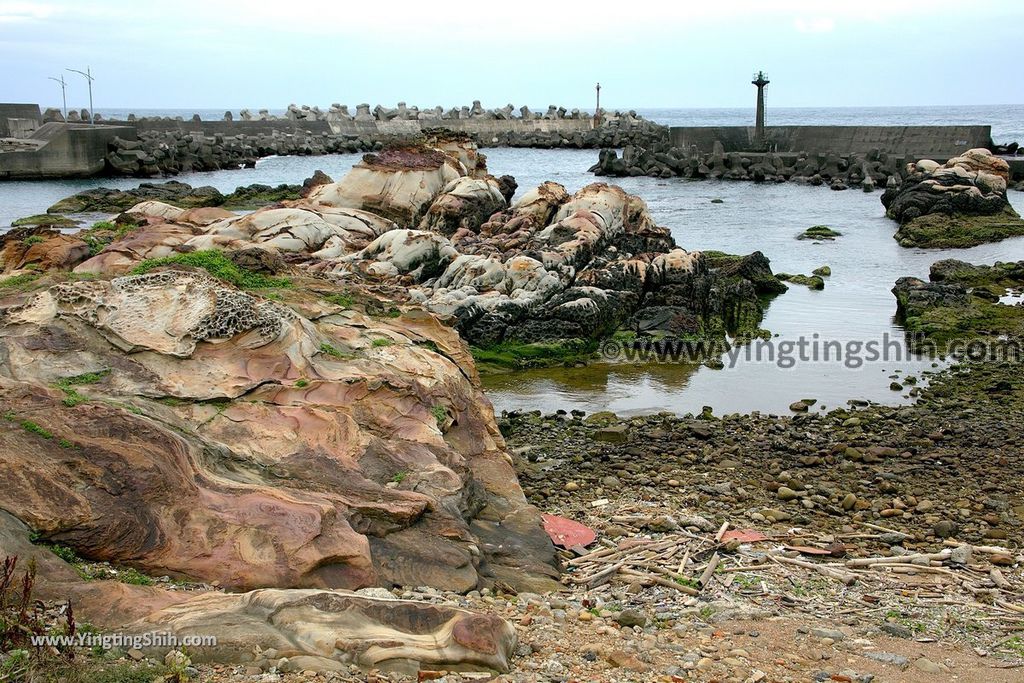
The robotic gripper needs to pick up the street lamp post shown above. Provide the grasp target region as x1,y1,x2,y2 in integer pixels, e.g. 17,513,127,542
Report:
595,82,601,127
47,75,68,120
66,66,95,123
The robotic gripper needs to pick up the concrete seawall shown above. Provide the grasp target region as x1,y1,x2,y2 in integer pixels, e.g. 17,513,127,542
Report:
121,116,595,139
670,125,993,160
0,123,136,179
0,103,43,138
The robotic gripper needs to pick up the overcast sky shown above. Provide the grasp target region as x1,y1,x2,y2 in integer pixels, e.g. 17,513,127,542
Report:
2,1,1022,111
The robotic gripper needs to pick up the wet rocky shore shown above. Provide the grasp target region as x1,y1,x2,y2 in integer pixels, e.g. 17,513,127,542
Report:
2,135,1023,682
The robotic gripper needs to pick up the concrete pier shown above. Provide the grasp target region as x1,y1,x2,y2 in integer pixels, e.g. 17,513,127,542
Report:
669,125,994,161
0,121,136,179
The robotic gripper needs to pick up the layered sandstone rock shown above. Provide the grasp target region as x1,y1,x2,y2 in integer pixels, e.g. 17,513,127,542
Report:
882,149,1024,248
0,227,90,274
125,589,516,672
304,147,467,226
0,270,557,595
0,136,783,672
0,511,517,674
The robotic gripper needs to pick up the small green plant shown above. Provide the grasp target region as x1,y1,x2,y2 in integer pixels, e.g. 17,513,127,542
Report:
54,369,109,407
294,379,309,388
58,438,75,449
59,388,86,407
0,272,40,290
0,649,30,680
391,471,407,484
372,338,393,348
731,573,758,589
46,544,80,565
20,420,54,440
416,340,440,353
674,576,700,589
698,605,715,621
80,220,140,256
116,568,154,586
324,293,354,308
21,235,46,247
1002,636,1024,657
58,370,109,386
319,342,347,358
115,402,144,415
162,648,192,683
131,250,290,290
431,405,447,427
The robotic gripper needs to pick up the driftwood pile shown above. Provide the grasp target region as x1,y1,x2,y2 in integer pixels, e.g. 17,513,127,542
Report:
559,513,1024,652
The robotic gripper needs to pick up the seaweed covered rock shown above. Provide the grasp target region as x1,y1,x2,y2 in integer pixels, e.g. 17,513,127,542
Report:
893,259,1024,344
47,181,226,214
45,181,303,216
882,149,1024,248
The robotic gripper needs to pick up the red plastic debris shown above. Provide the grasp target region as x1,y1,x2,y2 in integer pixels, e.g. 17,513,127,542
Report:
541,513,597,549
721,529,769,543
784,544,832,556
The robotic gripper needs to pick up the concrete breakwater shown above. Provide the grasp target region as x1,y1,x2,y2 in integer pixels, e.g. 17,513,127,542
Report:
592,124,1024,190
2,102,666,179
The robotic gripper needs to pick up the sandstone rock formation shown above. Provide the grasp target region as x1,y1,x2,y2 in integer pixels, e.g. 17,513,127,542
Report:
126,589,517,672
0,269,557,594
881,149,1024,247
0,511,517,674
0,136,779,672
304,147,468,225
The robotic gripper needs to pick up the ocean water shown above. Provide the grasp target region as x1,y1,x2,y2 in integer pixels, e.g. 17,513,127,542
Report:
2,136,1023,416
85,104,1024,144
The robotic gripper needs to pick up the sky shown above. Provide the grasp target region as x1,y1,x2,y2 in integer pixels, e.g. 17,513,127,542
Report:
2,0,1022,112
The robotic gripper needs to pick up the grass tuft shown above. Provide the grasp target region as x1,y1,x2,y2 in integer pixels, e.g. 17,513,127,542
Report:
130,250,291,290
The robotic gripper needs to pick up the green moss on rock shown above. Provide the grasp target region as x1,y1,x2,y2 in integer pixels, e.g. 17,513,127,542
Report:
798,225,842,240
893,206,1024,248
11,214,81,229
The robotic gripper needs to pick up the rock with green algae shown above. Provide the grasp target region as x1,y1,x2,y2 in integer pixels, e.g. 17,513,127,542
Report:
797,225,842,240
11,214,81,228
892,258,1024,345
883,149,1024,248
892,207,1024,248
777,273,825,290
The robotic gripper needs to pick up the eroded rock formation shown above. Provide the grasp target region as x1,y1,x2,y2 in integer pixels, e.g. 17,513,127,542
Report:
882,149,1024,247
0,136,778,672
0,269,557,594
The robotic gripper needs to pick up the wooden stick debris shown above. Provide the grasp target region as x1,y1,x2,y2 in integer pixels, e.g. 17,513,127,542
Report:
698,552,721,590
